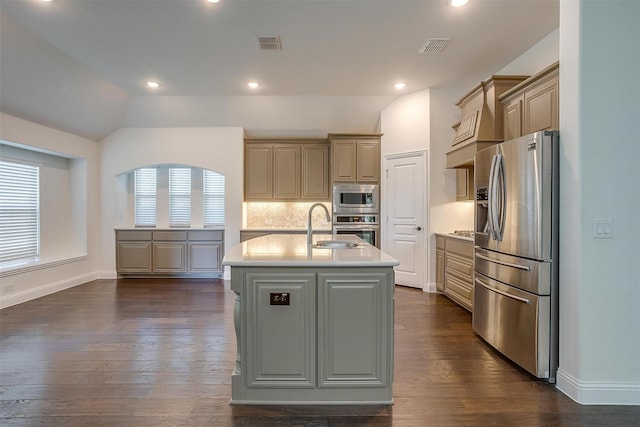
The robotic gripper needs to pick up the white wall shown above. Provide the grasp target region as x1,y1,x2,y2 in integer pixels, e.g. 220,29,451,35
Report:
0,113,100,308
99,127,244,277
556,0,640,404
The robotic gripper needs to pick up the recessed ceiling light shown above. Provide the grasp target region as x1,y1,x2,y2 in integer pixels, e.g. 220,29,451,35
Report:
146,81,160,89
450,0,469,7
394,82,406,90
206,0,220,3
247,82,259,89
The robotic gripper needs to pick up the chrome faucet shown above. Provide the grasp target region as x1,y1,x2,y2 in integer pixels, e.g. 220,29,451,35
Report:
307,203,331,245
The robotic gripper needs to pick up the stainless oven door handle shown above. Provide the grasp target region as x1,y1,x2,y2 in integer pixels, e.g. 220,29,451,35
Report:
475,253,530,271
475,278,531,304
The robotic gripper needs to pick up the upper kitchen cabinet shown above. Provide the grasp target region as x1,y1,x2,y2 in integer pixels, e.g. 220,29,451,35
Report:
500,62,559,140
244,139,330,201
329,134,382,184
301,144,330,200
446,75,529,169
245,143,273,199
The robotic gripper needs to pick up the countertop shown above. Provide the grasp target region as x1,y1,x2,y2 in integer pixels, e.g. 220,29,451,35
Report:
223,233,399,267
434,232,474,242
115,227,224,231
240,227,331,232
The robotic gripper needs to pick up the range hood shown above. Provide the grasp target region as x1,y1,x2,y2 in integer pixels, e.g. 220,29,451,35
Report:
446,75,529,169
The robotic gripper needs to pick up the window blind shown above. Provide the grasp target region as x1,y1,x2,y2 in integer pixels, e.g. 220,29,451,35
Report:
134,168,157,226
169,168,191,227
203,170,225,226
0,160,39,263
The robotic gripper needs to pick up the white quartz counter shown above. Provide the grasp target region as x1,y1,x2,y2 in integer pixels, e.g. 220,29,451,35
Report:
223,233,399,267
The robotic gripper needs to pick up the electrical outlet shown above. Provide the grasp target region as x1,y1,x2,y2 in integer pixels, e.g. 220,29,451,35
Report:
270,292,290,305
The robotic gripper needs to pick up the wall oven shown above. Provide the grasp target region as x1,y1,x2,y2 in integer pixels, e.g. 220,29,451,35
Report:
332,214,379,247
332,184,379,214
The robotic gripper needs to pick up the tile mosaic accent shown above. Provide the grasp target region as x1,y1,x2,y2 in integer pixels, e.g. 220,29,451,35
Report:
245,202,332,229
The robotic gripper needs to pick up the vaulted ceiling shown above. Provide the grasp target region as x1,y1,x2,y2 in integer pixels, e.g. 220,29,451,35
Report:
0,0,559,141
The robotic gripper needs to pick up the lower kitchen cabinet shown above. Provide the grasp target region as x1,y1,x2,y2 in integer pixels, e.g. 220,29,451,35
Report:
317,272,390,387
436,236,445,292
435,234,474,311
245,272,317,388
116,229,224,277
230,266,394,403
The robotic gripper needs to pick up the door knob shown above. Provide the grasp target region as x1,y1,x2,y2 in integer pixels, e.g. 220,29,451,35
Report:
416,226,422,231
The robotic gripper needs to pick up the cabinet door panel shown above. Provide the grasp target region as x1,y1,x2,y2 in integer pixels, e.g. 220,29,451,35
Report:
245,273,316,388
245,145,273,199
436,249,445,292
503,97,523,140
117,242,152,273
301,145,329,199
188,242,222,273
524,79,558,134
317,272,390,388
273,145,301,199
332,141,357,182
152,242,187,272
356,142,380,182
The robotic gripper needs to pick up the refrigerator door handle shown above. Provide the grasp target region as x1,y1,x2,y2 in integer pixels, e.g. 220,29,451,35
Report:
475,253,531,271
496,154,506,241
487,154,497,240
475,278,531,304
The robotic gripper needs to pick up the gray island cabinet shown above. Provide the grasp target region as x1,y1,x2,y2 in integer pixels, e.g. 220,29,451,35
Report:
222,234,399,405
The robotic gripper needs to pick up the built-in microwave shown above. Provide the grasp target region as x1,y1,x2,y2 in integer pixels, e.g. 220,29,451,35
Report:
332,184,379,214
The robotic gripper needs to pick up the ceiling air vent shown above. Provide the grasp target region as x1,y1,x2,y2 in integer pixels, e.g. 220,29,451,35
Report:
419,38,449,54
257,36,282,50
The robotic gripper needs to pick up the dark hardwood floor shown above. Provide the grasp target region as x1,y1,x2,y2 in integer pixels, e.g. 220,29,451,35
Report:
1,279,639,426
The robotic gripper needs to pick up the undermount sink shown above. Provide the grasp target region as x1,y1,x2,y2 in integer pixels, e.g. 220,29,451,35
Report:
313,240,360,249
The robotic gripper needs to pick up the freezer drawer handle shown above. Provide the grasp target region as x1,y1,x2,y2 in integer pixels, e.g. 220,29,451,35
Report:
475,278,531,304
475,253,531,271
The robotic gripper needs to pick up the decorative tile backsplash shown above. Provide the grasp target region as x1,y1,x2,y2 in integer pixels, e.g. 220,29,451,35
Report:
245,202,332,229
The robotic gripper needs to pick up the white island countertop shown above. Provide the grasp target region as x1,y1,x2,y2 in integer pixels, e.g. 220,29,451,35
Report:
223,233,399,267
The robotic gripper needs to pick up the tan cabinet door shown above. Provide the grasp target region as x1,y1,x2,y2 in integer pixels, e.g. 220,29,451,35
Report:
245,145,273,200
503,95,523,140
273,145,301,199
301,144,329,199
356,141,380,182
524,77,558,134
332,140,357,182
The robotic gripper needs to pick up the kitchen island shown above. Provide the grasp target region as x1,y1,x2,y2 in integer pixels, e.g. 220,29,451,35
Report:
222,234,399,405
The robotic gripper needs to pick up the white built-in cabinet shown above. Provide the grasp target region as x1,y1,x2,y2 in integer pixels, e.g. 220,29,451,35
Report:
116,229,224,277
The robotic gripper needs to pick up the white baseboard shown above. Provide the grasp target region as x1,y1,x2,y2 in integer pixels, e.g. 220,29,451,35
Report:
423,282,438,293
556,368,640,405
0,272,97,309
97,270,118,280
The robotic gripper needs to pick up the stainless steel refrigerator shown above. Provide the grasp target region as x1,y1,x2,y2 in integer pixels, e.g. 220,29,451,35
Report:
473,130,559,383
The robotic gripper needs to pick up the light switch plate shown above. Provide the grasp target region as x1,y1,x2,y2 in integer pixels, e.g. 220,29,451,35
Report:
592,219,613,239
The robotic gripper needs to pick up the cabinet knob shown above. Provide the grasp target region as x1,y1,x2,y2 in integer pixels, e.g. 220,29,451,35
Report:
416,226,422,231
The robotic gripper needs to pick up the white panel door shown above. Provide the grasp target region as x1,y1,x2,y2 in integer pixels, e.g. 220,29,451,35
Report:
384,152,426,289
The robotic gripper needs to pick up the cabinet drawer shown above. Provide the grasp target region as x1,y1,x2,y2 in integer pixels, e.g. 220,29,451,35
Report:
153,231,187,241
445,252,473,281
445,238,473,258
117,230,152,241
188,230,223,241
444,274,473,311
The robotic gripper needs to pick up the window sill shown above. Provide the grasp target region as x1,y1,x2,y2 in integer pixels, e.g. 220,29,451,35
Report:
0,254,88,278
